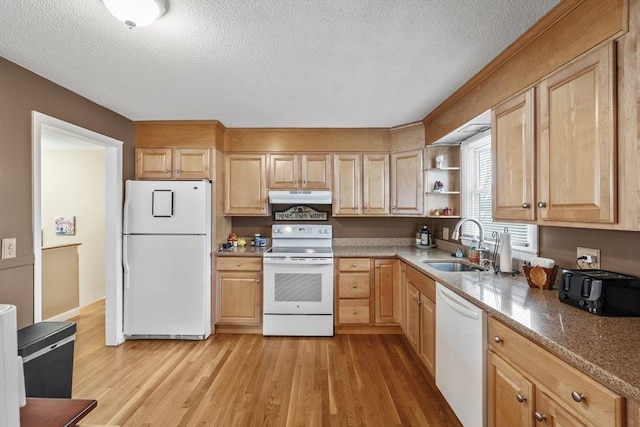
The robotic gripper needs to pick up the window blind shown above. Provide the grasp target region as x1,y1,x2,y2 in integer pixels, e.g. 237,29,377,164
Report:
460,133,537,253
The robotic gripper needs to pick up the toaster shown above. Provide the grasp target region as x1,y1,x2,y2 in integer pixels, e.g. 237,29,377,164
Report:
559,269,640,316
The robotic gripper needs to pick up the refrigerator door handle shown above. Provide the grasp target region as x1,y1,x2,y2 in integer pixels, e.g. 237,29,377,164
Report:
123,236,130,290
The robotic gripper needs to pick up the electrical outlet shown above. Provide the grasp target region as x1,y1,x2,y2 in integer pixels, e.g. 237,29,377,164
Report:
577,247,600,269
443,227,449,241
1,238,17,259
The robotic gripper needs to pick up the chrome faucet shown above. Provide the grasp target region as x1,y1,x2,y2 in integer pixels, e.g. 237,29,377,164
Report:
451,217,486,251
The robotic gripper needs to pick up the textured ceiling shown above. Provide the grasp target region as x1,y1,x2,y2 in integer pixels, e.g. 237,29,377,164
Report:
0,0,560,128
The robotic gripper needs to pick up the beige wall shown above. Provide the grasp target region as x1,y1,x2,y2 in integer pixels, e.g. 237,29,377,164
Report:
0,57,134,328
42,148,106,307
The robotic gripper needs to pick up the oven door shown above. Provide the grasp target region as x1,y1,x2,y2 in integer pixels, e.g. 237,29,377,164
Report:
263,258,334,315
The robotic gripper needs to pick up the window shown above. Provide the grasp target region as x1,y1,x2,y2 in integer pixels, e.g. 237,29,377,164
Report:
460,132,538,256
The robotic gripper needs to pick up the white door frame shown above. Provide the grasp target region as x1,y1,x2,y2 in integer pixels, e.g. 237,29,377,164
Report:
32,111,125,346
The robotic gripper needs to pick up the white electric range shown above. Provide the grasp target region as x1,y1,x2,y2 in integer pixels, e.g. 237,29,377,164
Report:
262,224,334,336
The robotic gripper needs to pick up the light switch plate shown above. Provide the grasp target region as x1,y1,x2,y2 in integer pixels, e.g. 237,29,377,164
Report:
443,227,449,241
2,238,17,259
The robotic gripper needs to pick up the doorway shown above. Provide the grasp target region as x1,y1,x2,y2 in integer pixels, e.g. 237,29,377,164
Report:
32,112,124,346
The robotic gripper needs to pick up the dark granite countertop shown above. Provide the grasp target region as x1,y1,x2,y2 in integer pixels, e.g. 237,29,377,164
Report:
335,246,640,401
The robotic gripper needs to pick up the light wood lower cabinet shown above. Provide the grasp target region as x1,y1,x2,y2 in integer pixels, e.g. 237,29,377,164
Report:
404,265,436,377
216,257,262,325
335,258,372,325
488,350,535,427
374,259,399,324
488,317,625,427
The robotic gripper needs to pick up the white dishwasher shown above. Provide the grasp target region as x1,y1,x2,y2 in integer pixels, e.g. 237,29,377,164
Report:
435,282,486,427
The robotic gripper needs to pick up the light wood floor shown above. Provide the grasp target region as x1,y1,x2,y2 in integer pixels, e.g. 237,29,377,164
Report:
72,301,461,426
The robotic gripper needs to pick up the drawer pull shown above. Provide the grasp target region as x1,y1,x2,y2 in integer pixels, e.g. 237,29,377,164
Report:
516,393,527,403
352,284,357,288
571,391,586,403
351,263,357,268
352,310,357,315
493,336,503,344
534,412,547,422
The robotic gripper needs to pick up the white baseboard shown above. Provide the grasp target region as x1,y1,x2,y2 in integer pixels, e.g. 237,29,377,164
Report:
44,307,80,322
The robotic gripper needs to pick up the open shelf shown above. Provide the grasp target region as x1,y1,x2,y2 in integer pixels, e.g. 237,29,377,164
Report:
425,144,461,217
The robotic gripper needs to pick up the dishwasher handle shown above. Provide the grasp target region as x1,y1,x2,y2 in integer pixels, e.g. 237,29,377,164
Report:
436,285,480,320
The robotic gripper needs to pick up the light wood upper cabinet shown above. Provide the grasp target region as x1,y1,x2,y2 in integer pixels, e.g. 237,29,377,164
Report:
362,153,389,215
492,88,536,221
390,149,424,216
493,43,617,225
173,148,211,180
136,147,211,180
136,148,172,179
539,42,617,224
223,154,269,216
333,153,389,216
269,153,331,190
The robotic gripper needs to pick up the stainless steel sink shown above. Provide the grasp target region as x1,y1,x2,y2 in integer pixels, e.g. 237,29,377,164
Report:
421,260,485,272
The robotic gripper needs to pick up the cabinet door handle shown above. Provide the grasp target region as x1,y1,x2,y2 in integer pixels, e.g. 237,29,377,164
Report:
537,201,547,208
516,393,527,403
571,391,586,402
352,310,357,315
493,336,503,344
522,202,530,209
416,300,422,305
255,279,260,284
534,412,547,422
392,206,396,210
352,284,357,288
164,169,170,173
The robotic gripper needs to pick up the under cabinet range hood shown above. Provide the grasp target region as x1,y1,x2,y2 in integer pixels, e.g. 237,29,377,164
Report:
268,190,332,204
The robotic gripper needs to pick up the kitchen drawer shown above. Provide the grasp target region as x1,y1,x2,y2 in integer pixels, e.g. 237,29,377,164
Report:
406,265,435,301
338,258,371,272
488,317,624,427
338,299,370,324
338,273,370,298
217,257,262,272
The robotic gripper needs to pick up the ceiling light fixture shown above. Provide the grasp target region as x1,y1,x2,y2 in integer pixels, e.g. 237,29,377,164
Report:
102,0,168,28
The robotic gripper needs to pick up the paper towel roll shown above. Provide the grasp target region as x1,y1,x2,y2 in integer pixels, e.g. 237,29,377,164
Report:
499,231,512,273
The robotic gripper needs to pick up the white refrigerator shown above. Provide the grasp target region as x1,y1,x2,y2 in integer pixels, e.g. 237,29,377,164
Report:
123,180,212,340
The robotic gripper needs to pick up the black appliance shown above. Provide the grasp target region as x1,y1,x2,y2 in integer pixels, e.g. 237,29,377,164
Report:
559,269,640,316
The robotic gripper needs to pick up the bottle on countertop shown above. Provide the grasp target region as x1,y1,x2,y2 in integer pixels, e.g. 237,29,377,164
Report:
415,231,421,246
420,225,431,246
